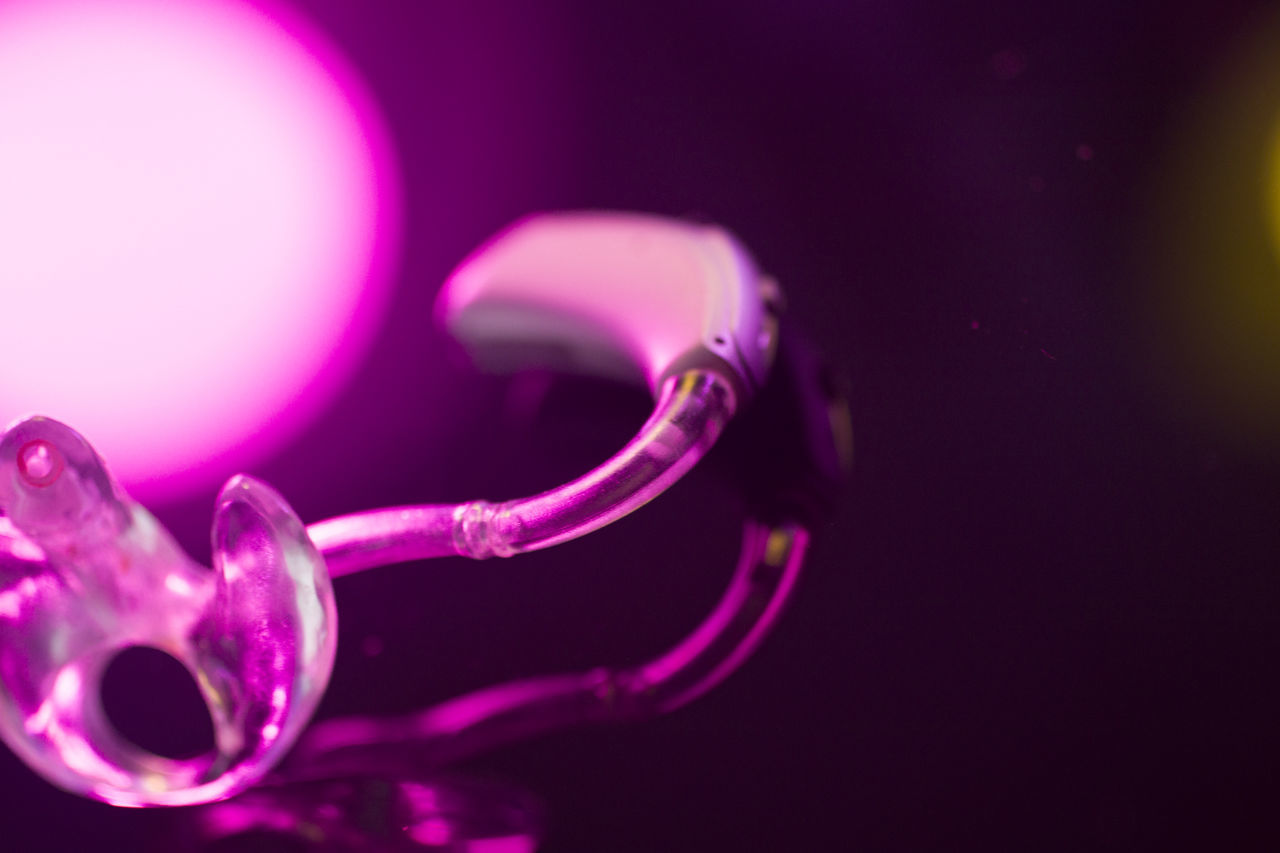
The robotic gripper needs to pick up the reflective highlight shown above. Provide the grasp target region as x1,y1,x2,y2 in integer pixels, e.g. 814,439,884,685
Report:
290,520,808,775
309,370,736,574
0,416,337,806
193,775,542,851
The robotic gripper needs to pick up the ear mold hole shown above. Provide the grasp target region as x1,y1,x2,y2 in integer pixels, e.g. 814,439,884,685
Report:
99,647,215,762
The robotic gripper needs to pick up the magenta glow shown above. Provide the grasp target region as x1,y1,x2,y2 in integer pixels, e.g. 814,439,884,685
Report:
0,0,400,500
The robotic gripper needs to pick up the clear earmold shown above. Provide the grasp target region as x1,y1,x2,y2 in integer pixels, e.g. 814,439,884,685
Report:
0,416,337,806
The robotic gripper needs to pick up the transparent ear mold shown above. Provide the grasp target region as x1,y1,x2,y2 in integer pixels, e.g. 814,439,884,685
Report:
0,416,337,806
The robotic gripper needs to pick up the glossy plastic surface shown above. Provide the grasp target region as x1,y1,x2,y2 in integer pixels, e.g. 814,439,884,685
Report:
290,520,808,775
192,774,542,851
309,370,736,574
438,212,779,399
0,416,337,806
187,528,808,851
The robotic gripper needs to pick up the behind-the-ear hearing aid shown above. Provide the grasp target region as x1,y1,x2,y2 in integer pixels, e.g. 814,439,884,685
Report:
0,212,848,818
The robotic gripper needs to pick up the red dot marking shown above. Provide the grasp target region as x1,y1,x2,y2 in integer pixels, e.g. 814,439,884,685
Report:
17,439,65,488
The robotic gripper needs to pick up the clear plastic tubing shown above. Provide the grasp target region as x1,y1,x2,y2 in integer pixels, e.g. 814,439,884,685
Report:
286,519,809,774
307,370,737,576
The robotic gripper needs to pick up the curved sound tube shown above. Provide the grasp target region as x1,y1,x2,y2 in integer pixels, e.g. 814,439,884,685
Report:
309,369,735,573
284,521,808,778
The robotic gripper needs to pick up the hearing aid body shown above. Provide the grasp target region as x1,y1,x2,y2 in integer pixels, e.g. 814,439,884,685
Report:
439,211,779,399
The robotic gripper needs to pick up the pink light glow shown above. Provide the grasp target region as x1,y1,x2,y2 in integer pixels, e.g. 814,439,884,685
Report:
0,0,400,500
469,839,537,853
0,575,46,620
407,817,452,846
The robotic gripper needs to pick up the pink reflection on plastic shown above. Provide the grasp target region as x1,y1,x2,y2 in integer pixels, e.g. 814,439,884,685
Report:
195,775,543,850
0,569,49,618
638,523,807,711
470,839,537,853
408,817,452,845
25,664,136,792
0,0,400,501
440,212,776,396
310,371,737,575
0,415,339,806
290,520,809,775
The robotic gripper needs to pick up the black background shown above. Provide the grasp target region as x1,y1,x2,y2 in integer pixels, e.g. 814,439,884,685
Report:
3,1,1280,850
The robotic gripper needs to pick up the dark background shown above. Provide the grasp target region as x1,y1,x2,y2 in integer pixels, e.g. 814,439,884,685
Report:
4,1,1280,850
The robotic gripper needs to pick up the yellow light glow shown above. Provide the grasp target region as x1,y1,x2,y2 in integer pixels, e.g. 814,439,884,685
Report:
1139,11,1280,457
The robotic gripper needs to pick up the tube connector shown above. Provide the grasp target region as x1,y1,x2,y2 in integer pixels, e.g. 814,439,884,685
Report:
451,500,519,559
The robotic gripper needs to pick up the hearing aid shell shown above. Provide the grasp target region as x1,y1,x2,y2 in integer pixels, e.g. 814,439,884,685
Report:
438,211,780,401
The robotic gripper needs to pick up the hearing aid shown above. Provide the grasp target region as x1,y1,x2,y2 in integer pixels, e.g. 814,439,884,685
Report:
0,211,841,809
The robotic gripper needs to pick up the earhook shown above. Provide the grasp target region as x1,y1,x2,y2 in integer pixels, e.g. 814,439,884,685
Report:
310,212,782,573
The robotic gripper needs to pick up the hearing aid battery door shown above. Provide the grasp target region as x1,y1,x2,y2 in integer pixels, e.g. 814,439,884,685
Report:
437,212,778,401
